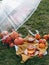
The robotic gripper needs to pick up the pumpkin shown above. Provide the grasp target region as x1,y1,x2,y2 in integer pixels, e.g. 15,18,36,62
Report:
39,39,46,44
2,36,11,44
39,43,45,49
27,44,35,56
35,34,41,40
10,31,19,40
2,31,8,36
38,52,43,57
43,35,48,40
9,43,14,47
14,37,24,45
47,34,49,39
0,32,3,38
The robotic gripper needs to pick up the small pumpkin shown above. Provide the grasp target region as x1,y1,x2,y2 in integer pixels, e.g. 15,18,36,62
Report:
2,36,11,44
47,34,49,39
38,52,43,57
6,36,11,43
35,34,41,40
27,44,35,56
14,37,24,45
9,43,14,47
43,35,48,40
0,32,3,38
39,43,46,49
39,39,46,44
10,31,19,40
2,31,8,36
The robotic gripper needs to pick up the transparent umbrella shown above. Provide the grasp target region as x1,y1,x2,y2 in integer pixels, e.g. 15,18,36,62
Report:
0,0,41,40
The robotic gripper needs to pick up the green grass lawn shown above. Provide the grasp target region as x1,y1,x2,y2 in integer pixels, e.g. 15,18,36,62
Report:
0,0,49,65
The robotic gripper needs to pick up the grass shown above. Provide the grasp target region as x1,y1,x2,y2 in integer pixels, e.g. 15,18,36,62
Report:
0,0,49,65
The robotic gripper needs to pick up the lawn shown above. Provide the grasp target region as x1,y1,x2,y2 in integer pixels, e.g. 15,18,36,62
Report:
0,0,49,65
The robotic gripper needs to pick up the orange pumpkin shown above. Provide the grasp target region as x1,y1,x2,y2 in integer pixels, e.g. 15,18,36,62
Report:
10,31,19,40
2,31,8,36
35,34,41,40
14,37,24,45
39,39,46,44
47,34,49,39
38,52,43,57
27,44,35,56
39,43,45,49
43,35,48,40
9,43,14,47
2,36,11,44
0,32,3,38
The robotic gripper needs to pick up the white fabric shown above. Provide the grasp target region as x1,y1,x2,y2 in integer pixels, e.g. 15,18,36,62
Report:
14,45,19,51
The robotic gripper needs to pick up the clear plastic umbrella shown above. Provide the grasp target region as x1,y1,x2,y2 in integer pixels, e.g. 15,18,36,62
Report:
0,0,41,40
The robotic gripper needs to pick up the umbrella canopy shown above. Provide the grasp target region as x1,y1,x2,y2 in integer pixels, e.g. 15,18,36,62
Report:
0,0,41,32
